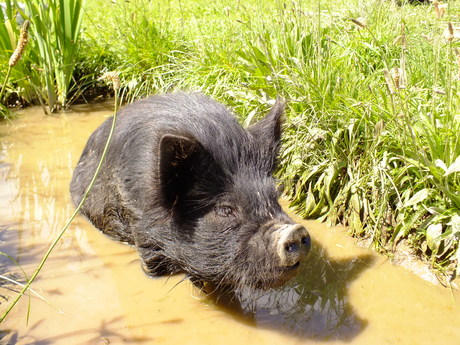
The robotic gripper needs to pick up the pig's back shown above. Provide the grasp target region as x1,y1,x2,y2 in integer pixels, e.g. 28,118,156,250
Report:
70,93,249,242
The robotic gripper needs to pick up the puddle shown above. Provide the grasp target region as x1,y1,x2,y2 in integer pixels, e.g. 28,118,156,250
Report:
0,103,459,345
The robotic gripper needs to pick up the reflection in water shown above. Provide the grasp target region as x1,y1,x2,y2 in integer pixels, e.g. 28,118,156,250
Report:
208,241,373,341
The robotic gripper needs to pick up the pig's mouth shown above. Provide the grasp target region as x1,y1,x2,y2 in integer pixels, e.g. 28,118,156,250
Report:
244,262,302,290
263,261,301,288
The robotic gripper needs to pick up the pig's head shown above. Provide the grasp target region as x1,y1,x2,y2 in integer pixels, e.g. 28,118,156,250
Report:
157,100,311,290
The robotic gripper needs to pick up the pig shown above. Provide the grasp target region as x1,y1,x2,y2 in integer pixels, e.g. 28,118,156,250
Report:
70,92,311,290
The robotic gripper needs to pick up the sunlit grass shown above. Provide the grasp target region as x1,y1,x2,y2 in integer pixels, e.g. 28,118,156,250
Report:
1,0,459,277
80,0,459,277
0,0,84,114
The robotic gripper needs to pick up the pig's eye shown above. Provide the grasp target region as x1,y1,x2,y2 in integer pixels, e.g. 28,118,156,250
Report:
215,205,235,217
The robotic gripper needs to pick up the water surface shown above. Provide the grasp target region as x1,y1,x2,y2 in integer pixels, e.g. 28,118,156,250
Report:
0,103,459,345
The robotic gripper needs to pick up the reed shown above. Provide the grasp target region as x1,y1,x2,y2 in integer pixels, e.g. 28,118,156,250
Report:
0,0,85,112
0,19,29,116
24,0,85,111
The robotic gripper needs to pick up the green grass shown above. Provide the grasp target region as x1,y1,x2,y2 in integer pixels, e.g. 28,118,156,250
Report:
26,0,85,111
81,0,459,278
0,0,84,113
1,0,459,278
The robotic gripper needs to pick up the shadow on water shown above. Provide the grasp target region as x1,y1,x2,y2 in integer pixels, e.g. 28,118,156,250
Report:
208,238,375,341
0,317,154,345
0,224,42,281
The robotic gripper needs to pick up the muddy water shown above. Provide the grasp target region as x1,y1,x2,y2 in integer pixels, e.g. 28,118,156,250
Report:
0,103,459,345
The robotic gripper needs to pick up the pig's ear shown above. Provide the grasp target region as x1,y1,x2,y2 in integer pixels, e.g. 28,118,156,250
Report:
158,134,202,209
248,98,285,170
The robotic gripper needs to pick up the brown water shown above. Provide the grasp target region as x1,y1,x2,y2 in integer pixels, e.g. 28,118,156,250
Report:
0,103,459,345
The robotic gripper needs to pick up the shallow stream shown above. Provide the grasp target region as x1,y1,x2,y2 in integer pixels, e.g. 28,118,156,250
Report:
0,103,459,345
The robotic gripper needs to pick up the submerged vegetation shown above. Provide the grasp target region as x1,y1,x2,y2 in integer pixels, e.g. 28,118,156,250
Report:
0,0,459,279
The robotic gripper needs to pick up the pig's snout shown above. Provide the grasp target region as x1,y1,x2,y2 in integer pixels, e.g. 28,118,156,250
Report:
272,224,311,268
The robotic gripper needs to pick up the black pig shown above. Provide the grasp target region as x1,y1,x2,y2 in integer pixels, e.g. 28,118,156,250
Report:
70,93,310,290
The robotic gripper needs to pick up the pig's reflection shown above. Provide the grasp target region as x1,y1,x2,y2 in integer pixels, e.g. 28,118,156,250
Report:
206,238,374,341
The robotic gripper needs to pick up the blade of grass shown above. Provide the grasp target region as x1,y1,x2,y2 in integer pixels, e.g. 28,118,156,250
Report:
0,79,120,323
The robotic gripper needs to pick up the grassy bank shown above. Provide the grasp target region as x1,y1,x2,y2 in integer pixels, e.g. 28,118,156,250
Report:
1,0,459,279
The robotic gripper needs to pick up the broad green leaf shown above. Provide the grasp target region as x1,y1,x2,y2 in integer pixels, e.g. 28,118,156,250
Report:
448,215,460,236
444,155,460,176
4,19,16,49
404,189,429,208
456,246,460,277
435,159,448,172
426,223,443,252
304,184,316,216
349,193,363,235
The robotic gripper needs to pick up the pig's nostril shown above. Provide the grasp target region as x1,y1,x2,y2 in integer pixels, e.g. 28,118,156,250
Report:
301,235,310,247
275,223,311,267
285,242,299,253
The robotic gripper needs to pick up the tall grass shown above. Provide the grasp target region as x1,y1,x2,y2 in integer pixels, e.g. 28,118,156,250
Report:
272,2,460,278
0,2,37,111
0,0,84,113
80,0,459,277
24,0,85,111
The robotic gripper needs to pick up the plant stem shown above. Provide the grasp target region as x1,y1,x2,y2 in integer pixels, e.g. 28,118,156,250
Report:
0,66,12,103
0,90,120,323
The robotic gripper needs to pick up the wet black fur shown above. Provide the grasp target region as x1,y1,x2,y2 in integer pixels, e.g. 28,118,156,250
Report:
70,92,296,290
